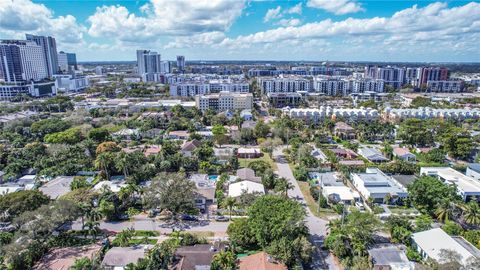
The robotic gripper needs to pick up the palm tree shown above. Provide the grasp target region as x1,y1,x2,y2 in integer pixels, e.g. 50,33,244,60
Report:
274,177,294,197
211,251,236,270
87,208,103,222
222,197,237,220
95,152,112,180
461,201,480,226
435,201,456,223
83,220,100,240
115,152,129,178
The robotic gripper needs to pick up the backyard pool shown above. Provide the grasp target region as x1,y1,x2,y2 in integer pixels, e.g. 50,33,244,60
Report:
208,175,218,181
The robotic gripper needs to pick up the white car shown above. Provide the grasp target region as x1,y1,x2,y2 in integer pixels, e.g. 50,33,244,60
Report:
355,202,365,210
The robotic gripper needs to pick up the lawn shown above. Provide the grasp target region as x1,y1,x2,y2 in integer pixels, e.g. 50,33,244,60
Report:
388,206,420,216
239,152,277,170
297,181,337,219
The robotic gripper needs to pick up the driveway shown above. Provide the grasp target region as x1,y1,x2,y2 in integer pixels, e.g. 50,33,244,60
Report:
273,147,339,270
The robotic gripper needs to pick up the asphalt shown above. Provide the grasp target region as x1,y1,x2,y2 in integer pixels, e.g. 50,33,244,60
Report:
273,147,339,270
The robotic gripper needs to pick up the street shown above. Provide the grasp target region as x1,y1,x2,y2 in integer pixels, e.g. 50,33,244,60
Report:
273,147,340,270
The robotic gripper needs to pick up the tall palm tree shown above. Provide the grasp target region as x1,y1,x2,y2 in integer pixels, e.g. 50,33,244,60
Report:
461,201,480,226
435,201,456,222
95,152,112,180
211,251,236,270
274,177,294,197
115,152,129,178
222,197,237,220
83,220,100,240
87,208,103,222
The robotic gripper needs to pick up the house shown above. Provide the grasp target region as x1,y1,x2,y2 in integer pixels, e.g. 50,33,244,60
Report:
420,167,480,202
34,244,102,270
358,147,389,162
368,244,414,270
171,243,226,270
93,176,127,193
112,128,140,140
416,147,434,154
466,163,480,181
351,168,408,203
393,147,416,162
338,160,365,167
236,168,262,183
241,120,256,130
101,245,152,270
311,147,328,163
213,147,235,164
315,172,360,204
238,251,288,270
167,130,190,140
144,145,161,157
240,109,253,121
39,176,74,199
143,128,163,139
237,147,262,159
330,148,358,159
190,174,216,213
411,228,480,266
0,184,24,195
228,180,265,197
334,122,356,140
181,140,201,157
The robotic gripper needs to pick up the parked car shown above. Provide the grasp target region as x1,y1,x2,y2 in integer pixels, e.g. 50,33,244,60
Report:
355,202,365,211
215,216,229,222
180,214,198,221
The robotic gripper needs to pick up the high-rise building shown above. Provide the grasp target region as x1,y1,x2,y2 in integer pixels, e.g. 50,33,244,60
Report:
57,51,68,73
136,50,161,82
418,67,449,86
176,55,185,73
0,40,48,83
26,34,58,77
66,52,77,70
160,61,171,73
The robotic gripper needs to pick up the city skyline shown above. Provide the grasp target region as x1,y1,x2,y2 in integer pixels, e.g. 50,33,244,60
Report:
1,0,479,62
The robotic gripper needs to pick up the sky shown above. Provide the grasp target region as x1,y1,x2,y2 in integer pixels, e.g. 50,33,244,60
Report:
1,0,479,62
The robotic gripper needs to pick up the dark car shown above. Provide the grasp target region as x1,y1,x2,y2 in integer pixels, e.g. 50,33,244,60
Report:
180,214,198,221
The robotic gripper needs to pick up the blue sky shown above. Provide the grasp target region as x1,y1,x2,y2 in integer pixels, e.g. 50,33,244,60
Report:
1,0,479,62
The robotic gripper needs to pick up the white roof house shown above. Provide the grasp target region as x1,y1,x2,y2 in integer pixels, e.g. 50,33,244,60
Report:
228,180,265,198
101,245,152,270
412,228,480,266
351,168,408,202
420,167,480,201
322,186,360,204
93,180,128,193
0,185,24,195
358,147,389,162
39,176,74,199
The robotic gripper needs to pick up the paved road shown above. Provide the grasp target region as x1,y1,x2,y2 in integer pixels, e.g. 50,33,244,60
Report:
273,147,339,270
72,215,230,236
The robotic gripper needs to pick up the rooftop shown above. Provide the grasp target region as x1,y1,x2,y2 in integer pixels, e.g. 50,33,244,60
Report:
228,180,265,198
39,176,74,199
421,167,480,193
368,244,413,269
102,245,151,267
238,252,288,270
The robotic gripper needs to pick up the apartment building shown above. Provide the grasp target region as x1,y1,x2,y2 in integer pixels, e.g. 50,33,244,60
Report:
267,92,303,108
426,80,464,92
0,40,48,82
195,92,253,112
383,107,480,121
259,76,312,93
283,107,380,123
169,82,210,97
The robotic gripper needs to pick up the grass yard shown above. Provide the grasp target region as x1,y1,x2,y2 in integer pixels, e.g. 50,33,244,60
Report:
297,181,338,219
239,152,278,170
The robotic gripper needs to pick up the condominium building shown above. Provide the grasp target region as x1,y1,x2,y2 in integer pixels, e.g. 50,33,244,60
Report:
66,52,77,70
259,76,312,93
384,107,480,121
351,79,385,93
418,67,449,85
312,76,349,96
160,61,171,73
169,82,210,97
195,92,253,112
208,80,250,93
365,66,405,89
267,92,302,108
136,50,161,82
25,34,58,77
426,80,464,92
0,40,48,82
57,51,68,73
53,74,89,93
0,81,56,101
283,107,380,123
176,55,185,72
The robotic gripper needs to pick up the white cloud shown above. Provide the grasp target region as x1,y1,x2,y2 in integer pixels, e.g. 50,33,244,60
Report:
264,6,282,22
277,18,302,27
0,0,85,44
88,0,246,43
221,2,480,48
307,0,364,15
164,31,226,49
287,3,302,15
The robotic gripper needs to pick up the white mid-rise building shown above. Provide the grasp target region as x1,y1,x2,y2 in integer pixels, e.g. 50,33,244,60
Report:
259,76,312,93
169,82,210,97
283,107,380,123
384,107,480,121
195,92,253,112
54,74,89,93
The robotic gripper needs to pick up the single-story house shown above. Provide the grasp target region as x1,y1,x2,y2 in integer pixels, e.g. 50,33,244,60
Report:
213,147,235,163
39,176,74,199
171,242,226,270
142,128,163,139
0,184,24,195
102,245,152,270
228,180,265,198
241,120,257,130
368,244,413,270
190,174,216,212
411,228,480,266
338,160,365,167
330,148,358,159
240,109,253,121
322,186,360,205
237,147,262,159
311,147,328,163
181,140,201,157
238,252,288,270
167,130,190,140
393,147,416,162
351,168,408,203
93,176,127,193
236,168,262,183
112,128,140,140
144,145,161,157
358,147,389,163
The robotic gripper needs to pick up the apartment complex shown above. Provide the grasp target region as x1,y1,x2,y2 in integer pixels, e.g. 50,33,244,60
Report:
0,40,48,82
25,34,58,77
259,76,312,93
136,49,162,82
283,107,380,122
195,92,253,112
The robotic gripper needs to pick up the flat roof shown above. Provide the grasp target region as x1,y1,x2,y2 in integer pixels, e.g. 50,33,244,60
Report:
368,244,411,268
39,176,74,199
322,186,359,201
353,168,407,196
421,167,480,193
228,180,265,197
412,228,480,265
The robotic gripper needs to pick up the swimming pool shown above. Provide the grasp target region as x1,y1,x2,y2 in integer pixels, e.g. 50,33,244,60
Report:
208,175,218,181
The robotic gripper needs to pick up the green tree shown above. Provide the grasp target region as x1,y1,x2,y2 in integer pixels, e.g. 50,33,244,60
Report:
70,176,91,190
415,215,433,232
274,177,294,197
98,199,116,221
461,201,480,226
0,190,50,222
222,197,237,220
407,176,460,216
227,218,257,252
44,127,82,144
113,228,135,247
211,251,236,270
212,125,228,146
88,127,111,142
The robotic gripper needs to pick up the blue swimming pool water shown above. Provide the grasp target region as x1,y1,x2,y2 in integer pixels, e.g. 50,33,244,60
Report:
208,175,218,181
